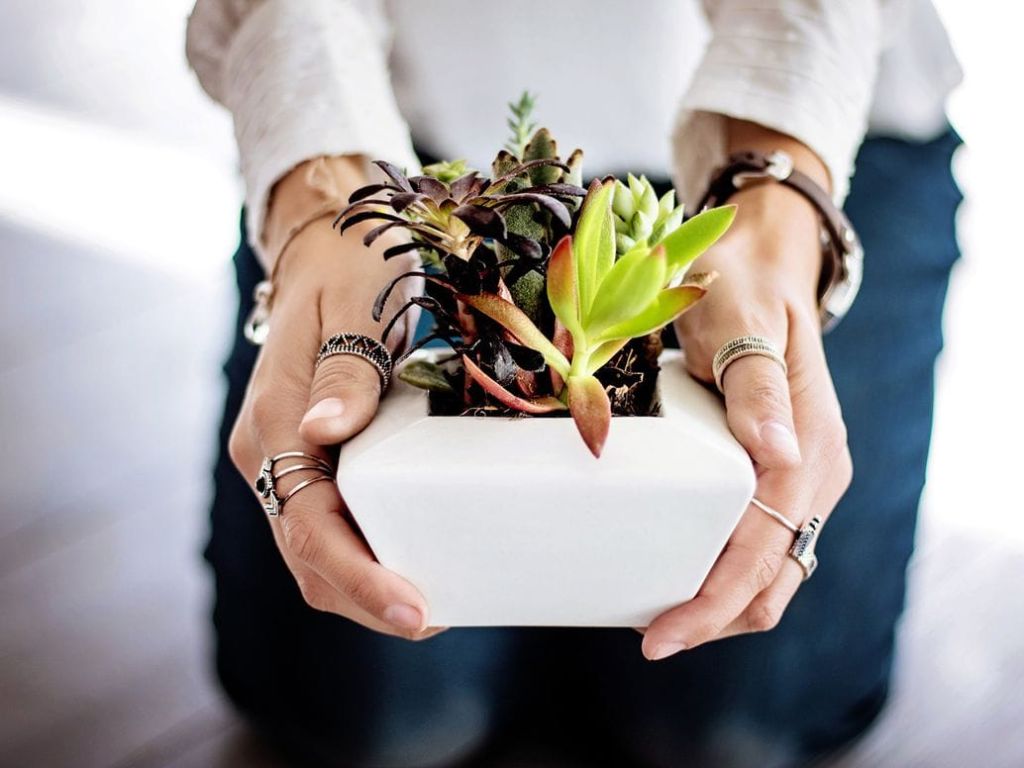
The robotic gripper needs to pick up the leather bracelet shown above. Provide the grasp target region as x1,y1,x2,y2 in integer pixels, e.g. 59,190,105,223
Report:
696,150,863,331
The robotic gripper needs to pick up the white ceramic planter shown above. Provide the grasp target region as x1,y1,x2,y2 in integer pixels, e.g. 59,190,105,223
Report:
336,349,755,627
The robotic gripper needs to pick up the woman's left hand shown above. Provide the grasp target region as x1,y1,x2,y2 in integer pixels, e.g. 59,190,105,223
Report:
642,160,853,660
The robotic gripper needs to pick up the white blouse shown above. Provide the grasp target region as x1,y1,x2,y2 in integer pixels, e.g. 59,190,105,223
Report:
185,0,961,269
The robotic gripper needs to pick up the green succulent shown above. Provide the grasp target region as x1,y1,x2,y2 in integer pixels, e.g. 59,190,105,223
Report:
459,181,736,457
504,92,538,159
338,92,738,458
422,158,475,184
611,174,685,256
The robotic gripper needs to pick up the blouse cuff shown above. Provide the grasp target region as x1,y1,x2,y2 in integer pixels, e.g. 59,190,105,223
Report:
671,1,883,210
222,0,420,269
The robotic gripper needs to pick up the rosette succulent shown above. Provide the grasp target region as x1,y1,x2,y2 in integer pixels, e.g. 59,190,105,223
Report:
612,174,686,256
334,94,736,457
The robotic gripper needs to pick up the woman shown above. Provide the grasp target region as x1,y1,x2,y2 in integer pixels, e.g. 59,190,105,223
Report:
187,1,962,765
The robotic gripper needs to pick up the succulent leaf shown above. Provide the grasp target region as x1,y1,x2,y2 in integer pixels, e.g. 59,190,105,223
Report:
567,375,611,458
412,176,451,202
615,233,636,253
585,338,630,375
523,127,561,184
398,359,455,393
563,149,584,190
659,189,676,215
586,245,667,333
451,205,507,241
457,292,571,377
573,179,616,316
612,181,635,220
491,149,521,179
373,160,414,192
546,235,582,340
597,283,708,341
382,240,423,261
348,183,402,203
448,171,483,200
372,271,450,322
659,205,737,279
462,355,566,414
363,220,406,247
490,193,571,228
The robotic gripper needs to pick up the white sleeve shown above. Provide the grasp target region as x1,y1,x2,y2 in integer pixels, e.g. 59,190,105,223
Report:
185,0,419,266
672,0,887,208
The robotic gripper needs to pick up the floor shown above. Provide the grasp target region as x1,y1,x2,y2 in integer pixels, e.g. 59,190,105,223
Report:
1,2,1022,767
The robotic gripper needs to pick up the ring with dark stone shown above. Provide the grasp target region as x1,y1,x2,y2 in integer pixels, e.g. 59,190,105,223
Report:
252,452,333,517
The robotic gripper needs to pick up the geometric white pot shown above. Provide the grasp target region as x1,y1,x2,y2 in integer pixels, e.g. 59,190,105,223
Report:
336,349,755,627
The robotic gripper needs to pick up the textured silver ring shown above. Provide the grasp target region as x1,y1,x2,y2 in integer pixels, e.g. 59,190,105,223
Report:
751,497,822,581
255,452,333,517
712,335,787,393
316,333,393,391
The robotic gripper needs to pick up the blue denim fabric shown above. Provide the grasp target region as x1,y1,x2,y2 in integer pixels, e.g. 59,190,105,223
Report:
205,129,961,767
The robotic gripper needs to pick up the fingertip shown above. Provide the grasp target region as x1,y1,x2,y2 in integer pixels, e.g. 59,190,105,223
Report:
642,636,687,661
383,602,426,632
298,417,348,445
300,397,366,444
301,397,345,427
757,420,802,468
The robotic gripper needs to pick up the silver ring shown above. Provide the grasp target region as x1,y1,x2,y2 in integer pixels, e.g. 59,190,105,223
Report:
750,497,799,533
712,335,787,393
255,452,333,517
279,475,334,508
750,497,821,581
316,333,393,391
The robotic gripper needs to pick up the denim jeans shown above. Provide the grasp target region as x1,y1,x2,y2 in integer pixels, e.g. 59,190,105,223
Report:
205,129,962,767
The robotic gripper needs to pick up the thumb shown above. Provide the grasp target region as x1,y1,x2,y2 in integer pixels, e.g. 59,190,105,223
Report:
299,352,384,446
721,355,802,470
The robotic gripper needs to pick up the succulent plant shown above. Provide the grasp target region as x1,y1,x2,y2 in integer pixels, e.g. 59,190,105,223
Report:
336,158,581,262
333,93,737,457
612,174,686,255
422,158,475,184
504,92,538,159
457,180,735,456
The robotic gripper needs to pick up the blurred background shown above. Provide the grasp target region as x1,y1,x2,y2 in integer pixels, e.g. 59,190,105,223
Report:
0,1,1021,766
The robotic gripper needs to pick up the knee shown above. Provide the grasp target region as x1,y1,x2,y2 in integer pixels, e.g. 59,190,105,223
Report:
313,691,494,768
615,685,890,768
619,718,799,768
220,669,495,768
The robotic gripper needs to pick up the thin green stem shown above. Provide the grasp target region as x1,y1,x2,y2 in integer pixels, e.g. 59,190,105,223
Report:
568,348,592,380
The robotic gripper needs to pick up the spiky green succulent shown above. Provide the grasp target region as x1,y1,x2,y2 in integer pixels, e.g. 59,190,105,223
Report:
612,174,686,256
504,92,538,159
422,158,475,184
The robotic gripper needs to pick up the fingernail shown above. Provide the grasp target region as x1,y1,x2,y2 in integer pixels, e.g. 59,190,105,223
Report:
647,641,688,661
761,421,801,462
383,603,424,631
301,398,345,427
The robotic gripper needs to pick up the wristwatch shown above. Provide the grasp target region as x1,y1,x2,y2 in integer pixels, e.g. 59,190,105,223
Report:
697,150,863,332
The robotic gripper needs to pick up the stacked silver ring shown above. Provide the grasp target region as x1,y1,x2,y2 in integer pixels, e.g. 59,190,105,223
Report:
712,335,787,393
750,497,822,580
255,451,334,517
316,333,393,391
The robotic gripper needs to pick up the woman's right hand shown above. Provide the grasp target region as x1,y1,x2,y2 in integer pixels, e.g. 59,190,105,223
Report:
227,161,442,640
